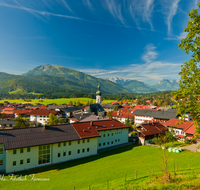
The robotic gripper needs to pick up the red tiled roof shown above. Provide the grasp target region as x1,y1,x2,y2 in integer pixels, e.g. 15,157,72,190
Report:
14,110,31,114
3,108,15,111
28,110,58,116
111,111,135,119
177,134,184,138
138,122,167,136
183,124,195,134
165,118,193,130
72,119,130,138
25,107,38,110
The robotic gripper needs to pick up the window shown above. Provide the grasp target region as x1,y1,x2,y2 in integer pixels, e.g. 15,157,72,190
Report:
82,149,85,153
27,147,31,152
20,148,23,153
115,139,117,142
118,139,120,142
103,134,105,137
27,158,30,164
111,141,113,144
78,140,80,144
107,142,109,145
63,142,66,146
68,151,71,155
99,143,101,147
58,153,61,157
87,148,89,152
77,149,80,154
0,160,3,165
58,143,61,147
38,145,50,165
63,152,66,156
0,145,3,154
20,160,23,165
69,141,71,145
108,134,110,137
111,133,113,136
103,143,105,146
13,161,16,166
87,139,90,143
13,149,17,154
82,139,85,143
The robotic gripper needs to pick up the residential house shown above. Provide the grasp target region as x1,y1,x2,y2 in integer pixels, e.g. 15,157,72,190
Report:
133,109,177,126
165,118,194,141
136,121,167,145
28,110,64,125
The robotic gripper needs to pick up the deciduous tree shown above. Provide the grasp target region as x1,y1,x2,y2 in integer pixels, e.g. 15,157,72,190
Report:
174,3,200,137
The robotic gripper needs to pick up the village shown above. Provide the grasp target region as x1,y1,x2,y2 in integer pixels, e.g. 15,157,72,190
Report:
0,84,198,174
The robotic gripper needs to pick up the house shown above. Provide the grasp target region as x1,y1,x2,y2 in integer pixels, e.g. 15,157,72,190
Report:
165,118,194,141
0,120,16,128
14,110,32,118
0,119,129,173
111,110,134,123
71,113,107,123
28,110,64,125
102,104,122,112
61,106,83,118
133,109,177,126
1,107,16,115
136,121,167,145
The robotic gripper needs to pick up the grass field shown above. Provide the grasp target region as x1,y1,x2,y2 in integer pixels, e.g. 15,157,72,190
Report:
0,145,200,190
0,98,117,105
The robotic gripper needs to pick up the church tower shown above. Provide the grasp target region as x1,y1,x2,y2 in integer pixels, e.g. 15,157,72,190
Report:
96,84,102,104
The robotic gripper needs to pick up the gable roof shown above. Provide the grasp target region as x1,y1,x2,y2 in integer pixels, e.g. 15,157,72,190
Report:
0,124,81,150
61,106,82,113
137,122,167,136
165,118,193,130
133,109,177,120
28,110,58,116
72,119,130,138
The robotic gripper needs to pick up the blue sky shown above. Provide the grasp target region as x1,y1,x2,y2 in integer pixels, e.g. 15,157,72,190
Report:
0,0,199,85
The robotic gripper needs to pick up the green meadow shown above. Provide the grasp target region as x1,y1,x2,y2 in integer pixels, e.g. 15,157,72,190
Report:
0,145,200,190
0,98,116,105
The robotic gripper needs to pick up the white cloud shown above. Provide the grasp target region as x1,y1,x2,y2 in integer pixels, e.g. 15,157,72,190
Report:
80,44,181,85
58,0,73,12
103,0,125,24
128,0,154,30
164,31,188,40
142,44,158,63
83,0,93,10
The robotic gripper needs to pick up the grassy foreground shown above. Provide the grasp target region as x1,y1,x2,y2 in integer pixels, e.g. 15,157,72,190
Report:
0,145,200,190
0,98,116,105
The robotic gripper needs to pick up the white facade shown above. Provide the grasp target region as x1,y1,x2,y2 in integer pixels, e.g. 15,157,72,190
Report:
135,115,153,126
2,138,98,173
30,115,49,125
97,128,129,150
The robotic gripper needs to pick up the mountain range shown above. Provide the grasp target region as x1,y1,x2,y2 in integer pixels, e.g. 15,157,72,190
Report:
0,65,180,96
104,77,179,92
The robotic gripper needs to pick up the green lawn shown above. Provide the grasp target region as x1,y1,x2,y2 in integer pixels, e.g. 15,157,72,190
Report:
1,145,200,190
0,98,117,105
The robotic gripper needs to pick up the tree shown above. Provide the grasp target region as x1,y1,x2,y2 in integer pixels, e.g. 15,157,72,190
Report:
14,114,29,128
113,105,118,111
107,111,112,119
69,100,73,105
45,113,58,125
165,126,176,146
174,3,200,137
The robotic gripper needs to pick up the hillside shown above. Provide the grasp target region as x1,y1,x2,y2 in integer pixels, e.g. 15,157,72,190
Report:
152,79,179,91
22,64,131,94
104,77,158,93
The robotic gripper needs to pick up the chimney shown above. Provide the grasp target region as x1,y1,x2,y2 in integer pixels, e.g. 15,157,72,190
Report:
83,129,85,132
90,121,93,126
